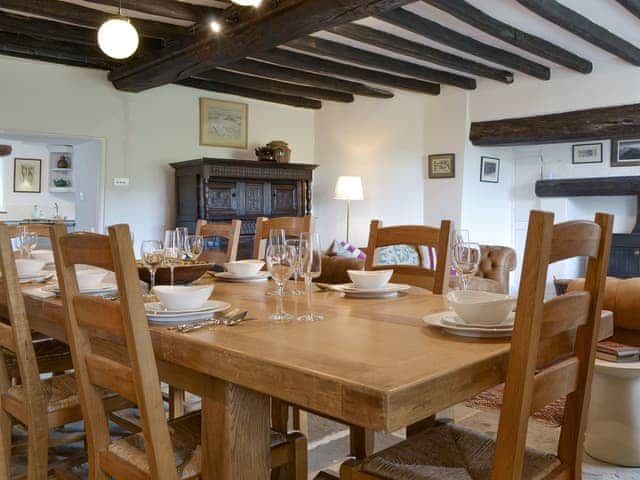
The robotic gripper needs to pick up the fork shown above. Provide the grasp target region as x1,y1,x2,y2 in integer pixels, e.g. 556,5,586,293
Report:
170,308,248,333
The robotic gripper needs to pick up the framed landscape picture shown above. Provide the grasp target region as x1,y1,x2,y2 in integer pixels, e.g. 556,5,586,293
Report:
199,98,248,149
612,138,640,167
480,156,500,183
13,158,41,193
428,153,455,179
572,143,603,164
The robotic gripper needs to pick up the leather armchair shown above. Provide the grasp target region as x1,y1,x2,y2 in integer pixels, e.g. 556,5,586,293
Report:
450,245,517,294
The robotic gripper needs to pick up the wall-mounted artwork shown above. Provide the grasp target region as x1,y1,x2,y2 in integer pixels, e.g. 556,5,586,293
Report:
199,98,248,149
480,156,500,183
572,143,603,164
612,138,640,167
428,153,455,179
13,158,41,193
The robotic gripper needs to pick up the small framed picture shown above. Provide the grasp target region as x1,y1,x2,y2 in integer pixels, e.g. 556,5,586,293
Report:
572,143,603,164
428,153,455,179
612,138,640,167
13,158,42,193
199,97,248,149
480,156,500,183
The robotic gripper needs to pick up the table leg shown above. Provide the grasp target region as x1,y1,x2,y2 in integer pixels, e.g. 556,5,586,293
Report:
202,377,271,480
349,426,374,459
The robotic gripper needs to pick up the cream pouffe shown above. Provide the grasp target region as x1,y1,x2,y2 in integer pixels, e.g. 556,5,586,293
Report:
585,359,640,466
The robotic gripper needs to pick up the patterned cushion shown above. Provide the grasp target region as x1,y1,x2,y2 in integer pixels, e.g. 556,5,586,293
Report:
331,240,366,260
373,245,438,270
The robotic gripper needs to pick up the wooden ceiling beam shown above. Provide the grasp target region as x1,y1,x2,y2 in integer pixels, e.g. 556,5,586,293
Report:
226,58,394,98
82,0,217,23
197,69,355,102
422,0,592,73
616,0,640,20
327,23,513,83
516,0,640,66
109,0,416,92
287,36,476,89
378,8,550,80
0,0,191,40
176,78,322,109
254,48,441,95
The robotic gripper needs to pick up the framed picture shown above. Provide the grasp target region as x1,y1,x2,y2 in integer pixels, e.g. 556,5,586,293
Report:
199,98,248,149
480,156,500,183
612,138,640,167
428,153,455,179
13,158,41,193
572,143,603,164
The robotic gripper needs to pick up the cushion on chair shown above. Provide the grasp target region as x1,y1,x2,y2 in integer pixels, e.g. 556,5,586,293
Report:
330,240,367,260
361,423,559,480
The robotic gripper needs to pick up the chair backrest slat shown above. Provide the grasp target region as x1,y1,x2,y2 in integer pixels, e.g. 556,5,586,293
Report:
491,210,613,480
73,296,125,338
364,219,452,294
253,216,312,259
196,219,241,265
0,323,15,351
51,224,179,480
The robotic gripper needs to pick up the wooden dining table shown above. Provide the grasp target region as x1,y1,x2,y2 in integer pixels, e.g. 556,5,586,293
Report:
0,277,613,479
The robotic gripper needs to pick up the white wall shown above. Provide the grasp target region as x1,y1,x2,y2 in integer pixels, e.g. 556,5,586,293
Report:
0,55,315,243
314,91,425,248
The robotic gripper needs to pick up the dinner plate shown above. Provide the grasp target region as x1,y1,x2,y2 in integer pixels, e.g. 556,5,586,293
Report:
144,300,229,316
46,283,118,296
19,273,54,284
329,283,411,298
211,271,271,283
423,311,514,338
145,301,230,324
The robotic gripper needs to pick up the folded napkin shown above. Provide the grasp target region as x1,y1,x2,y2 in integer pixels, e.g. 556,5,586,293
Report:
22,287,56,299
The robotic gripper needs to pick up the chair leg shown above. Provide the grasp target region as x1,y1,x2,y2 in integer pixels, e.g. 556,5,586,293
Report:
349,426,374,459
293,408,309,437
168,387,185,419
0,409,11,480
26,424,49,480
286,432,307,480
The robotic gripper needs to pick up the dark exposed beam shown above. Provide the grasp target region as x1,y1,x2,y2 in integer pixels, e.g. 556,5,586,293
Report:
83,0,215,23
470,103,640,146
226,58,394,98
422,0,592,73
328,23,513,83
378,8,550,80
287,36,475,89
0,0,191,40
617,0,640,20
255,48,441,95
176,78,322,110
197,69,354,102
109,0,416,92
516,0,640,66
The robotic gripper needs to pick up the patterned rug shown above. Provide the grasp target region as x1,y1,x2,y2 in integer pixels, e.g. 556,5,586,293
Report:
465,384,566,427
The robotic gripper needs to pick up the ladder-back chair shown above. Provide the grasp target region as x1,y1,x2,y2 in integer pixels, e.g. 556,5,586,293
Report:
195,219,241,265
253,216,312,259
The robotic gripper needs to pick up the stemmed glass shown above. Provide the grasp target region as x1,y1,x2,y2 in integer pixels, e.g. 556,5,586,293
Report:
163,230,181,286
265,244,295,321
266,229,287,295
141,240,164,293
298,232,323,322
286,239,304,296
186,235,204,261
20,231,38,259
176,227,189,260
452,241,481,291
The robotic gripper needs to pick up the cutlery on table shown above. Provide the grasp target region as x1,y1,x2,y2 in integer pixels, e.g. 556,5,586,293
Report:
170,308,248,333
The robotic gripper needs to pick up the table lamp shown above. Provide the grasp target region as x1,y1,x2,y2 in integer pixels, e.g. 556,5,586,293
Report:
334,176,363,242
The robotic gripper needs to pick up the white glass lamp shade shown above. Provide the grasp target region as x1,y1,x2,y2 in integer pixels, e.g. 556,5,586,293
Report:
232,0,262,5
334,176,364,201
98,17,139,60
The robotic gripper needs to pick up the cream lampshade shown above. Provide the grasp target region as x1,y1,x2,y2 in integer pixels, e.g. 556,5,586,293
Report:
334,176,363,242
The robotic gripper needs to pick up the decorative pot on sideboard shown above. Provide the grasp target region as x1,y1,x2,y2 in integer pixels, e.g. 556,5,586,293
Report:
268,140,292,164
171,158,317,259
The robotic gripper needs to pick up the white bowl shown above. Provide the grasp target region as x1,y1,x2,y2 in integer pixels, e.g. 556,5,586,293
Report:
153,285,214,311
447,290,517,326
76,270,107,291
224,260,265,276
15,259,45,277
31,250,54,264
347,269,393,290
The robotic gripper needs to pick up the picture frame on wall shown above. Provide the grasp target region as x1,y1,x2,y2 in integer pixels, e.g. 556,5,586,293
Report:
572,143,603,164
612,138,640,167
13,158,41,193
428,153,455,179
199,97,248,149
480,156,500,183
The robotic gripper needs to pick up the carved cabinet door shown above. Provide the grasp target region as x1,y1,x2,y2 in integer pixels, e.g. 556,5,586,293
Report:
206,181,240,217
270,182,299,216
243,182,268,216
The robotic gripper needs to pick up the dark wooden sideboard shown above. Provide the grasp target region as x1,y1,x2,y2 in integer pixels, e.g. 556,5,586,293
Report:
171,158,317,259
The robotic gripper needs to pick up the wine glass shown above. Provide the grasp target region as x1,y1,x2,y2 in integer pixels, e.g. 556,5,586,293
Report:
298,232,323,322
186,235,204,261
141,240,164,293
163,230,181,286
176,227,189,260
265,244,295,321
452,241,481,291
268,228,286,249
286,239,304,296
20,231,38,259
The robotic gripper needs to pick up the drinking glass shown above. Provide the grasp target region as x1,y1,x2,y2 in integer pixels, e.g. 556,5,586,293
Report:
298,232,323,322
286,239,304,296
20,231,38,259
176,227,189,260
268,228,286,249
452,241,481,291
163,230,181,286
265,244,295,321
186,235,204,261
141,240,164,293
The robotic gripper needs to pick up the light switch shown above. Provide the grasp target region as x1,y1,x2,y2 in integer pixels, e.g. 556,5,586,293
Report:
113,177,130,187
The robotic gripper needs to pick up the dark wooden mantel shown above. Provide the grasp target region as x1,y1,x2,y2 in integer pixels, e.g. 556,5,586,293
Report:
535,176,640,197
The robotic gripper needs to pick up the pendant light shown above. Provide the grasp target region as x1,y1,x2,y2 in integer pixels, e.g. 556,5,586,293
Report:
231,0,262,6
98,0,139,60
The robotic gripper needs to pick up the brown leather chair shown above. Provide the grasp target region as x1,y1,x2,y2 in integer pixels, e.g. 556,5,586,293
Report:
450,245,517,294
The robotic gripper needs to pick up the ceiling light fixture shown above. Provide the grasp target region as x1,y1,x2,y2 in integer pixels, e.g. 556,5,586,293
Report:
209,19,222,33
98,0,139,60
231,0,262,6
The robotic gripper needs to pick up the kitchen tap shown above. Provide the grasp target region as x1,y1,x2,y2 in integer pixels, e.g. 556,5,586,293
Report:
53,202,60,219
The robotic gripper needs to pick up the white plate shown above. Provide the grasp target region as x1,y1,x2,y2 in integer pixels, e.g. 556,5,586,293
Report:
144,300,228,315
423,311,514,338
19,273,54,284
212,271,271,283
441,314,514,330
46,282,118,296
19,271,50,280
147,311,216,326
330,283,411,298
